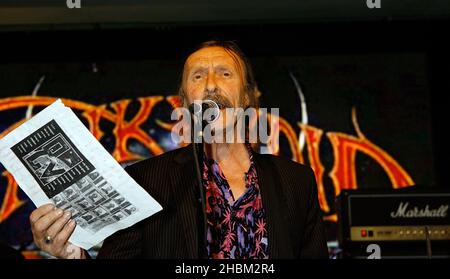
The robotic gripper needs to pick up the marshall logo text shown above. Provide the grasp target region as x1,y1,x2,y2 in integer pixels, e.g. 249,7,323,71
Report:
390,202,449,218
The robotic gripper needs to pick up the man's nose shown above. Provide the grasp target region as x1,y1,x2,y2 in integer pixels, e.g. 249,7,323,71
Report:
205,72,217,93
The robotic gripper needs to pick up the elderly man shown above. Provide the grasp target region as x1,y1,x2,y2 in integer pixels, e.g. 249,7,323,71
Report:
29,41,328,259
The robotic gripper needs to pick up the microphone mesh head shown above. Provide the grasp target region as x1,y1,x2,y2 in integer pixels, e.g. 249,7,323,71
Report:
201,100,220,123
189,100,221,123
189,102,202,114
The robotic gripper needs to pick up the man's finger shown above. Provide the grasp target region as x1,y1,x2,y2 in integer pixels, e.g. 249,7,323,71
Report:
33,208,64,236
29,204,55,224
53,219,77,249
45,211,72,240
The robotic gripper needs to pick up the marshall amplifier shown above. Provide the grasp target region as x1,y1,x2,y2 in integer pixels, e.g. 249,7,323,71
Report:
337,188,450,258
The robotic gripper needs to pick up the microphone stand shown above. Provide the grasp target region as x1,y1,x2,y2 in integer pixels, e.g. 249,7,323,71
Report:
425,226,432,259
191,115,208,259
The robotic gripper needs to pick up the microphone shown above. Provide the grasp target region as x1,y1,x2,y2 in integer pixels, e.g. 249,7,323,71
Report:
188,100,220,124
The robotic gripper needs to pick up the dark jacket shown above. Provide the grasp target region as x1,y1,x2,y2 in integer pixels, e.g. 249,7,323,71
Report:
98,145,328,259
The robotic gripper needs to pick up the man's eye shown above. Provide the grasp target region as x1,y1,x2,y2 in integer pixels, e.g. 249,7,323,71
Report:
194,74,202,80
223,72,231,77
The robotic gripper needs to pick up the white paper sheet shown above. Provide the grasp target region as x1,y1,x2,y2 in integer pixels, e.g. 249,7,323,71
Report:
0,99,162,250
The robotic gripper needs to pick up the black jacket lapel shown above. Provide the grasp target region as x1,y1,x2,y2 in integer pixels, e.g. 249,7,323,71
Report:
253,152,294,258
171,145,199,258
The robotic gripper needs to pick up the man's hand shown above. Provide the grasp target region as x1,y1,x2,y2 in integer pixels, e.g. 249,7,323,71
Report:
30,204,86,259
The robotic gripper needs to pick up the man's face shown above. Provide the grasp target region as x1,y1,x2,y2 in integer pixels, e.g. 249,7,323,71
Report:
183,46,247,109
183,46,248,137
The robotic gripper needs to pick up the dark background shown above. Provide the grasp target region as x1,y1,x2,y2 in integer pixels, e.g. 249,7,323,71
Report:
1,19,447,184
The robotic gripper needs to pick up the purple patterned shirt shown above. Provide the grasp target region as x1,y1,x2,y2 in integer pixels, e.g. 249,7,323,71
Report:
202,149,269,259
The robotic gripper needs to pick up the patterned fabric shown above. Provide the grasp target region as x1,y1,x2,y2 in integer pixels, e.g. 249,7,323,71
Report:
202,148,269,259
